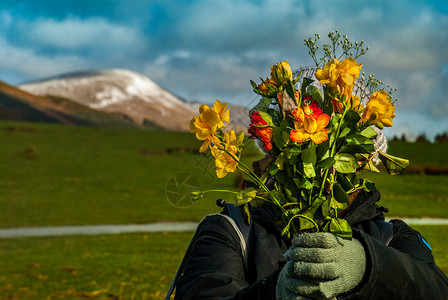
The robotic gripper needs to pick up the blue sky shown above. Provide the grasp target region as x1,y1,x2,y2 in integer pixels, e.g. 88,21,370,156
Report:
1,0,447,139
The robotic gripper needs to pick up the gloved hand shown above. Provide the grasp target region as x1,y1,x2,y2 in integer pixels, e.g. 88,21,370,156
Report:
276,232,366,300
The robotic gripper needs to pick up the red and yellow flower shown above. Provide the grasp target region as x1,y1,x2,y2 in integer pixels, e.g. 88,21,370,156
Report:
290,100,330,144
248,111,274,151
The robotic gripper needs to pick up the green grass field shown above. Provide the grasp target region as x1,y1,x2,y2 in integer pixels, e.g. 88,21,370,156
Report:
1,121,447,299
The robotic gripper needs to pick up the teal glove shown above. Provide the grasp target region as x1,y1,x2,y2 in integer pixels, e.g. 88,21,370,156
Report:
276,232,366,300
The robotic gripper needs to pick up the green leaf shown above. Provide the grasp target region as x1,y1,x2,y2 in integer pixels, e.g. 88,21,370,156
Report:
336,173,354,191
359,126,378,139
249,97,273,115
275,152,286,170
362,159,380,172
316,140,330,160
255,111,275,127
303,162,316,178
268,164,279,175
284,146,301,159
329,217,352,239
333,153,359,173
273,127,287,149
239,203,251,226
301,77,314,96
339,144,372,154
306,85,323,107
302,146,316,164
250,80,258,90
284,185,299,203
322,198,331,218
378,152,410,175
343,110,361,125
317,157,335,169
332,182,349,203
270,189,287,203
293,177,313,190
345,134,374,147
330,113,342,127
282,130,290,144
339,127,352,139
234,187,257,206
284,80,297,104
346,173,360,187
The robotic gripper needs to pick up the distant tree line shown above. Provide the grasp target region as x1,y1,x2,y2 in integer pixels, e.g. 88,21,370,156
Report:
391,132,448,143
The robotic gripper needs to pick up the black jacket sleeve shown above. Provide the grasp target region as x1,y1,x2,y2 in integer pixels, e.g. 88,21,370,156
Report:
346,219,448,299
174,214,279,300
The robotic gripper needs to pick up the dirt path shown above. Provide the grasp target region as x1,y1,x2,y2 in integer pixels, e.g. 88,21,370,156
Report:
0,218,447,238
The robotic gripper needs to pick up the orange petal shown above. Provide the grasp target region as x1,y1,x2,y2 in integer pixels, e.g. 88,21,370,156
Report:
310,129,329,144
316,113,330,131
291,107,304,122
290,128,310,143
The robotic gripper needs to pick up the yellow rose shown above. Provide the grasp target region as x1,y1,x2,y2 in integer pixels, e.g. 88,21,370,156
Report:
270,61,293,87
361,91,395,127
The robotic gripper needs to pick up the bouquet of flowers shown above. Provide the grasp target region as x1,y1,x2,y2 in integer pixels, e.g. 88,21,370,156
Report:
189,31,409,239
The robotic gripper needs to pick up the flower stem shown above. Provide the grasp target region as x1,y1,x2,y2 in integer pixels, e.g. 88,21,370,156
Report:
318,105,349,198
220,147,299,235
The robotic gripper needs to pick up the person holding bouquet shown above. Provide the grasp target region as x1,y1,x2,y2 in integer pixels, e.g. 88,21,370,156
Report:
169,32,448,300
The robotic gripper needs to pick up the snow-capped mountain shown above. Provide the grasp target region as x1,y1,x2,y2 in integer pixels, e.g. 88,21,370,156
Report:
19,69,194,131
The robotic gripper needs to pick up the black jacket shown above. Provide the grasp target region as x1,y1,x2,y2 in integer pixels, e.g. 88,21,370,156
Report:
174,189,448,299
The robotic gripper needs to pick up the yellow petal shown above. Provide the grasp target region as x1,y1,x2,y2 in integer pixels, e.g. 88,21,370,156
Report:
213,100,230,124
199,140,211,152
216,168,228,178
303,114,318,134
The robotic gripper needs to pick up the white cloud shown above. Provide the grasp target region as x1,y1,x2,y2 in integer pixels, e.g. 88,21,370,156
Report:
0,36,87,81
20,16,146,52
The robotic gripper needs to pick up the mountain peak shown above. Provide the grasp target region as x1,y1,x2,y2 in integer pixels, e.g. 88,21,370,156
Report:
19,69,194,131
